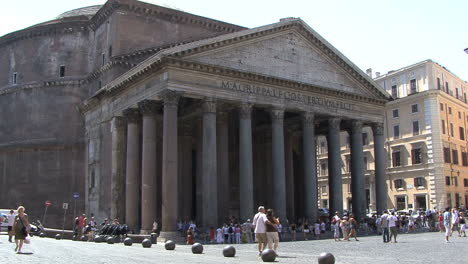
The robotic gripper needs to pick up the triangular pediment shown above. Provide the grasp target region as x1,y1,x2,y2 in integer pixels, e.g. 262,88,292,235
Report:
98,19,390,101
171,22,387,99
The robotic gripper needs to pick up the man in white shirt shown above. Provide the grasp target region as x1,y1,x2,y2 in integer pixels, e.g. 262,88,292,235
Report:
379,210,389,243
7,210,16,243
252,206,267,256
388,211,398,243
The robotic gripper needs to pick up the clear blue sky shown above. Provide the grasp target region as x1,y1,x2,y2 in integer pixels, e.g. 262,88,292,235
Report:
2,0,467,80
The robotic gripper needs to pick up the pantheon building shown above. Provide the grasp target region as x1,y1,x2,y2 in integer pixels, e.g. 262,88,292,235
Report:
0,0,389,238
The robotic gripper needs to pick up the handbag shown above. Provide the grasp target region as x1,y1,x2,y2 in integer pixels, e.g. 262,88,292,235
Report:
19,216,28,237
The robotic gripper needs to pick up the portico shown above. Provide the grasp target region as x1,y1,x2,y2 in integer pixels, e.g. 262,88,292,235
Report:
81,18,390,240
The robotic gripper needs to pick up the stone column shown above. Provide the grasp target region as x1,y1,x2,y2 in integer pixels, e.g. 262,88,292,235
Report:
328,118,343,216
369,178,376,211
373,123,387,214
217,111,230,224
271,108,287,221
202,98,218,230
138,100,159,233
350,120,366,222
179,124,193,222
110,116,127,222
303,112,318,223
160,91,180,241
123,108,141,231
239,103,254,222
285,128,295,221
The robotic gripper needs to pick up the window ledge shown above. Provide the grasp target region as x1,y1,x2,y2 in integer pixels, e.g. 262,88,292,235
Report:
416,186,425,190
397,188,405,191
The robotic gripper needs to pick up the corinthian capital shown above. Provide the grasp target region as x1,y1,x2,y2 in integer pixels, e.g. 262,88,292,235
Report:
162,90,180,108
372,122,384,136
123,108,141,123
302,112,315,125
328,117,341,130
239,103,253,119
270,108,285,121
138,100,160,116
202,98,217,113
351,120,363,134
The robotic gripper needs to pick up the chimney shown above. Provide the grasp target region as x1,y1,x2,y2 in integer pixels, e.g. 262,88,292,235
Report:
366,68,372,77
375,72,381,78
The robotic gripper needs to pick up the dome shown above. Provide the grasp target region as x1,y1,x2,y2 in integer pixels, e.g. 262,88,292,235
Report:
56,5,102,19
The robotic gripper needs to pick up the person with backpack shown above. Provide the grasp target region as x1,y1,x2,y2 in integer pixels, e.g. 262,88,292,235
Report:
227,224,234,243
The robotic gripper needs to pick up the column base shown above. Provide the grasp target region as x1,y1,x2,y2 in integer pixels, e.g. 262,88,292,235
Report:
140,229,152,235
157,231,184,243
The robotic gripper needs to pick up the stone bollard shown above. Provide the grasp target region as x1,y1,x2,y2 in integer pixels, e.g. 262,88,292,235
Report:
39,232,46,238
142,238,152,248
191,243,203,254
165,240,176,250
222,245,236,257
106,237,115,244
318,252,335,264
261,249,276,262
55,234,62,240
124,237,133,246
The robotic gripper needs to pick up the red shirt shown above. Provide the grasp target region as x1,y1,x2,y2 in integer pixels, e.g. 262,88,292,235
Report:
78,216,85,228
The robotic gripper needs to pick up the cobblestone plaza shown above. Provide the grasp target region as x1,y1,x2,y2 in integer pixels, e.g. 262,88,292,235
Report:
1,232,467,263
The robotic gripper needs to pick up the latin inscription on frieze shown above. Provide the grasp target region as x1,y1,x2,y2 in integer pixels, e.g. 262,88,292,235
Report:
220,81,355,111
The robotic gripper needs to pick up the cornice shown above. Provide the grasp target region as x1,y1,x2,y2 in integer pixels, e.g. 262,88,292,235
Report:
0,20,90,47
89,0,245,33
0,79,84,96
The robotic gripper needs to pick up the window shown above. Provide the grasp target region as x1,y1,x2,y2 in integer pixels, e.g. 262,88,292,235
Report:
108,45,113,58
362,133,368,145
462,152,468,166
442,120,446,134
459,111,462,119
101,53,105,66
464,179,468,187
321,185,327,194
456,193,461,207
412,148,422,164
452,149,459,165
346,155,351,173
444,147,451,163
447,193,452,207
363,156,368,169
460,127,465,140
394,179,404,189
465,93,467,103
394,125,400,139
454,178,458,187
411,104,419,113
392,109,399,118
414,177,425,187
98,80,102,89
446,176,451,186
413,121,420,136
13,72,17,84
321,162,327,176
59,65,65,78
437,77,441,90
391,85,398,98
449,107,452,114
450,123,454,137
392,151,401,167
440,103,444,111
396,196,406,210
410,79,417,94
320,141,326,154
456,88,459,99
446,82,449,93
